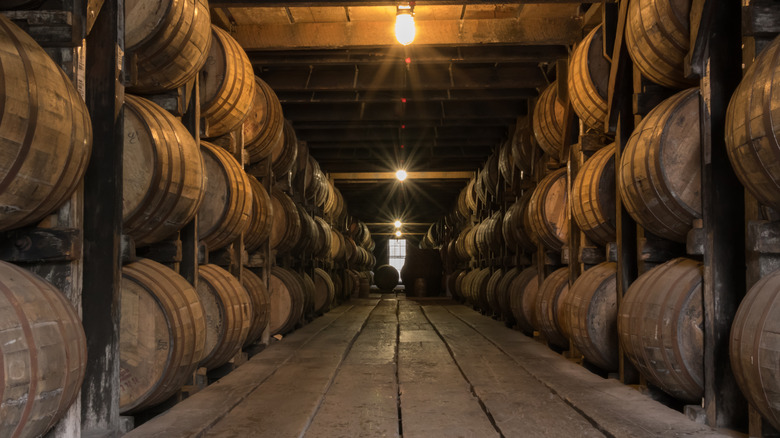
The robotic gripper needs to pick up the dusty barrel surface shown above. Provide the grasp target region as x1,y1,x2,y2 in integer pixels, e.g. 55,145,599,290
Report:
509,267,538,334
198,141,253,251
125,0,212,93
503,189,536,252
241,268,270,347
244,175,274,253
619,88,701,242
527,168,568,252
618,257,703,403
726,35,780,212
269,189,302,254
123,94,206,246
562,262,618,371
485,269,504,316
313,216,333,259
731,268,780,431
0,261,87,438
272,120,299,179
475,212,503,257
120,259,206,413
625,0,695,89
197,264,253,370
243,76,285,163
0,15,92,232
268,267,306,335
375,264,400,291
568,24,610,131
533,81,565,157
313,268,335,314
495,267,520,321
571,144,616,246
200,25,255,138
536,267,570,348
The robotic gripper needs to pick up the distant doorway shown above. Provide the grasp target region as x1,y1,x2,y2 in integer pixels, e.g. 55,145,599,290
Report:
388,239,406,282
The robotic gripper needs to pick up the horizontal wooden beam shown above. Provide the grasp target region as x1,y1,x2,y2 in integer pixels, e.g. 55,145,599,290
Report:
297,125,506,141
293,118,516,129
330,170,473,180
276,88,537,103
282,100,526,121
213,0,603,6
233,17,582,50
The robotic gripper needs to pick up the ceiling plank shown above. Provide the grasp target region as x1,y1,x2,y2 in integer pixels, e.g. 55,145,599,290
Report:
275,88,538,103
232,17,582,50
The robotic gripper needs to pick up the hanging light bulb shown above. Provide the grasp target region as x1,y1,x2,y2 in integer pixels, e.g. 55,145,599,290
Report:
394,220,402,228
395,5,415,46
395,169,408,181
395,230,403,237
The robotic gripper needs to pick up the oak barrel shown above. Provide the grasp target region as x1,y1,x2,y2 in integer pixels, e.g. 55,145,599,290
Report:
375,265,400,292
725,35,780,212
569,25,610,131
198,141,253,251
618,257,703,403
498,140,514,183
536,267,570,348
197,264,253,370
485,269,504,316
200,25,255,138
509,267,539,334
241,268,270,347
243,76,285,163
291,204,318,255
619,88,701,242
533,81,565,157
730,268,780,431
571,143,616,246
123,94,206,246
562,262,618,371
272,120,299,179
527,168,568,252
512,125,541,177
120,259,206,413
502,189,536,252
626,0,696,89
0,261,87,438
0,15,92,232
244,175,274,253
269,189,302,254
329,228,347,262
268,267,306,335
495,267,520,322
313,216,333,259
475,212,503,257
313,268,335,314
126,0,212,93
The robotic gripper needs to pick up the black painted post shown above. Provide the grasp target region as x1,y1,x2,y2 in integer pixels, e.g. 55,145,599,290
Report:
81,0,123,434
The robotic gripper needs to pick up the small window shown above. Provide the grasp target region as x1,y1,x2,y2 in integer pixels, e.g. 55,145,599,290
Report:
388,239,406,281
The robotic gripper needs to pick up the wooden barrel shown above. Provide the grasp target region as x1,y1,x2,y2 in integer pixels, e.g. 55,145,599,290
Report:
569,25,610,131
509,267,538,334
196,265,252,369
313,217,333,259
536,267,570,348
485,269,504,316
243,76,285,163
533,81,565,157
571,144,616,246
291,204,318,255
503,189,536,252
330,228,347,262
268,267,306,334
200,25,255,138
466,268,491,311
512,125,541,177
241,269,270,347
482,152,501,197
453,269,468,300
0,16,92,232
271,120,298,179
619,88,701,242
0,261,87,438
496,267,520,322
498,140,514,183
459,269,477,306
344,269,361,298
726,35,780,212
618,257,703,403
300,271,316,317
126,0,211,93
527,168,568,251
313,268,335,314
562,262,618,371
244,175,274,253
198,141,253,251
123,94,205,246
466,178,478,213
475,212,503,256
626,0,696,89
331,270,344,304
465,225,479,260
120,259,205,413
375,265,400,291
731,268,780,431
269,189,302,254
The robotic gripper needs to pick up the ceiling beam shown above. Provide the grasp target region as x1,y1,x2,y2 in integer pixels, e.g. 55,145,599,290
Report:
330,171,473,181
212,1,603,5
292,118,516,129
281,100,526,121
276,88,537,103
233,17,582,50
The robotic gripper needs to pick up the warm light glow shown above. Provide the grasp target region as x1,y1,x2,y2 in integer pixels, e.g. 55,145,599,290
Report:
395,9,415,46
395,230,403,237
394,220,402,228
395,169,408,181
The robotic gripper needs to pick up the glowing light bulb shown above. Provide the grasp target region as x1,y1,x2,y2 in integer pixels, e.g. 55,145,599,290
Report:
396,169,407,181
394,220,402,228
395,230,402,237
395,9,415,46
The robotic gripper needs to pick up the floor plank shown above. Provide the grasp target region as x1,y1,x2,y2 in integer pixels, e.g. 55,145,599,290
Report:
397,300,499,438
422,304,606,437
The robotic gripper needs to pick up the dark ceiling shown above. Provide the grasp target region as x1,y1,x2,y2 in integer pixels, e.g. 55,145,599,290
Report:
209,1,595,233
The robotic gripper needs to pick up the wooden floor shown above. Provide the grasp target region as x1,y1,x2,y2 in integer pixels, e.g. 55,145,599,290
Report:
126,296,727,438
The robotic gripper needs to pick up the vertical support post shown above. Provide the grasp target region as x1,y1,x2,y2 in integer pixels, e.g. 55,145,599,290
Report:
81,0,123,434
180,77,200,289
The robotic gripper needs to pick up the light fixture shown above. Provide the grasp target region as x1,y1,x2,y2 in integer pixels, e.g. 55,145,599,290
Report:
395,4,415,46
394,220,402,228
395,230,403,237
395,169,407,181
